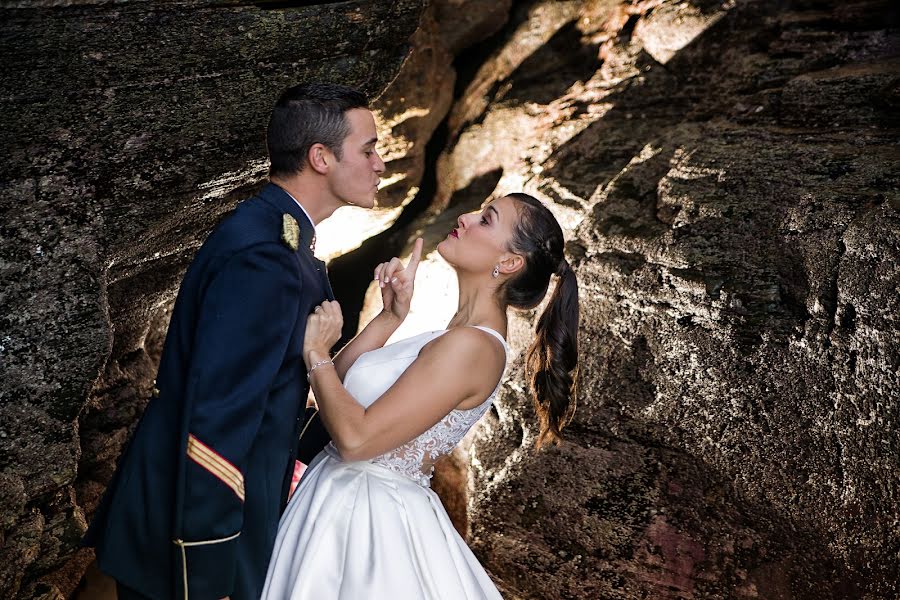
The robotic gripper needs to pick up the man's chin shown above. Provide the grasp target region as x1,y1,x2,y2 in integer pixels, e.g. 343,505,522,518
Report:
355,195,377,210
339,194,376,209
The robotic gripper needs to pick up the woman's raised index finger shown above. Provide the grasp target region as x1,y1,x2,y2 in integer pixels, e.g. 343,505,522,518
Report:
406,238,424,273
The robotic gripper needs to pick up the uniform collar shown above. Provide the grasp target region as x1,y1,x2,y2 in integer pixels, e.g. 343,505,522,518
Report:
259,183,316,252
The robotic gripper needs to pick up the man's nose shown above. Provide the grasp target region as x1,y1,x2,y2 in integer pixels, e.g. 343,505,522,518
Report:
374,152,386,174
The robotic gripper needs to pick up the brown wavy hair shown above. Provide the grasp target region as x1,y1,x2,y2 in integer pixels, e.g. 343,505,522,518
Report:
501,193,580,447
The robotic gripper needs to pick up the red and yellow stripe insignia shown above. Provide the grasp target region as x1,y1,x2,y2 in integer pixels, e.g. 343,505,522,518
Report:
186,434,245,502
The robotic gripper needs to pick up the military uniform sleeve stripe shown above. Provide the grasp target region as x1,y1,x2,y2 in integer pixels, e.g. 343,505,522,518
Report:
187,439,245,502
186,434,246,501
188,449,245,502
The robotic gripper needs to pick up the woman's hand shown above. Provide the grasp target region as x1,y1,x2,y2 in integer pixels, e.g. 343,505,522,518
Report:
304,300,343,368
374,238,423,324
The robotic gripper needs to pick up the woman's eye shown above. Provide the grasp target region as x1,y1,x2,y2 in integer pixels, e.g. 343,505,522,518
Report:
480,216,489,225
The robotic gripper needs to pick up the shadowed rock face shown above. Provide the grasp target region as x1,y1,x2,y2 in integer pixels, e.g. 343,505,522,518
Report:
2,0,898,598
0,1,425,597
368,0,899,598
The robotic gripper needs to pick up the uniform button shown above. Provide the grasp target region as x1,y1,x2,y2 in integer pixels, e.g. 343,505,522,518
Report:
152,387,160,397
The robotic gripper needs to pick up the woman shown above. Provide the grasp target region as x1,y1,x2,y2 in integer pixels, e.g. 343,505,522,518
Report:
261,193,580,599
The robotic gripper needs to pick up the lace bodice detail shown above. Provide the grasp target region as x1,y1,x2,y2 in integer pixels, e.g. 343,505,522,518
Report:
335,327,507,487
369,397,495,487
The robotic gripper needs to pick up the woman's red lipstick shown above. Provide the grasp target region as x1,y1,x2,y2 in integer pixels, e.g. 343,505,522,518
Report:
449,229,459,238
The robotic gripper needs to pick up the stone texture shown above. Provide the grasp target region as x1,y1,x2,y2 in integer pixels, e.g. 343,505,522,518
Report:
370,0,899,597
316,0,513,260
372,0,511,210
0,1,426,597
3,0,899,598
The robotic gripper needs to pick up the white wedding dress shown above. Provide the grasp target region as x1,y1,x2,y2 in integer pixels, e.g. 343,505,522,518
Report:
261,326,506,599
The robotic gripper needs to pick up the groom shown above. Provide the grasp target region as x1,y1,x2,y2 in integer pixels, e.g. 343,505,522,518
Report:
84,83,385,600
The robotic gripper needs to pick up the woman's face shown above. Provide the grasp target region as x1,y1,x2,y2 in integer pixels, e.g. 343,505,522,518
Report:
437,195,520,276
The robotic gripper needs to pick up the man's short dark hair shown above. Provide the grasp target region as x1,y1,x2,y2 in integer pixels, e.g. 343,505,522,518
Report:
267,83,369,177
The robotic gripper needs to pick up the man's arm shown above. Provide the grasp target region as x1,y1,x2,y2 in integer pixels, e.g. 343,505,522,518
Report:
176,243,301,600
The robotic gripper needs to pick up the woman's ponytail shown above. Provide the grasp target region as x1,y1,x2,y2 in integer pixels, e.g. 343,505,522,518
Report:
501,193,580,447
525,259,579,447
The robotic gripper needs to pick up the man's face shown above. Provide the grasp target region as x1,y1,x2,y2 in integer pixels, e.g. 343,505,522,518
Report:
327,108,385,209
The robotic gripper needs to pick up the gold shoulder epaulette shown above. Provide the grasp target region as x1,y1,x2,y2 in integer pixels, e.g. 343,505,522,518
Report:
281,214,300,251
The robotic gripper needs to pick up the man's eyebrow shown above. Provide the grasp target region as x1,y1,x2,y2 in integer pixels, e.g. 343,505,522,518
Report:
363,137,378,147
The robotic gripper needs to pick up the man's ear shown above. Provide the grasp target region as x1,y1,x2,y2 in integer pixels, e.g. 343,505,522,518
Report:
307,143,331,175
499,253,525,276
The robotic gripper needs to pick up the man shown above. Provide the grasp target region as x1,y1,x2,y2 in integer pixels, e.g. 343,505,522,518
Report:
84,83,385,600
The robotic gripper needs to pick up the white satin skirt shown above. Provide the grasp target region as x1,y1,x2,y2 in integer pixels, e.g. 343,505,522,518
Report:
261,446,503,599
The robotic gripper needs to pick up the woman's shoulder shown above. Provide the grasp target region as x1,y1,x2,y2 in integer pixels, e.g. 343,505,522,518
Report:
419,327,507,404
423,326,506,365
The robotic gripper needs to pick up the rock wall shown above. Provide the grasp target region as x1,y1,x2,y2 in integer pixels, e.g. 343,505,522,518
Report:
372,0,899,598
2,0,898,598
0,2,425,597
369,0,900,599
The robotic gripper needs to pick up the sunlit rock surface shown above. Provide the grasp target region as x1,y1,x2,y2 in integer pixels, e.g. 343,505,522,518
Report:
0,1,426,597
3,0,898,597
364,0,899,597
315,0,511,260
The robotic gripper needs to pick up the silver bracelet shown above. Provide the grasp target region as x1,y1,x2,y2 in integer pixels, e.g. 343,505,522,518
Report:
307,358,334,382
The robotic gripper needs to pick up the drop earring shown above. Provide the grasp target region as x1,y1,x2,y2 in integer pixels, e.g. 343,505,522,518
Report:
492,265,500,278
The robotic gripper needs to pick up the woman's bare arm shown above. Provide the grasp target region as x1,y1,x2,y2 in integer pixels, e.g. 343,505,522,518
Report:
330,238,423,380
308,328,505,462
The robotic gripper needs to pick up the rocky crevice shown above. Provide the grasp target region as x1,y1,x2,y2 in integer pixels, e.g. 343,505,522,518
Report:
1,0,898,598
371,1,900,597
0,2,427,597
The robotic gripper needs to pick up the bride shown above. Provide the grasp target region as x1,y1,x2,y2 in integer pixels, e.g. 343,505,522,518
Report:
261,192,580,599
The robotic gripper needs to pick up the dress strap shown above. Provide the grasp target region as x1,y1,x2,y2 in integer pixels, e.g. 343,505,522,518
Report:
469,325,508,355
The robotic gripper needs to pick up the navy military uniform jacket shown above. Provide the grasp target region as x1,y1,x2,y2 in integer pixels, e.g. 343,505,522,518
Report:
84,184,333,600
